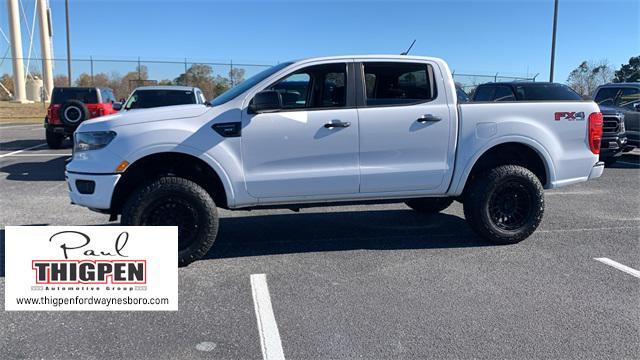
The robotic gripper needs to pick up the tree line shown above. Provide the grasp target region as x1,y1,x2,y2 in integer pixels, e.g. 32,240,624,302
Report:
0,63,245,101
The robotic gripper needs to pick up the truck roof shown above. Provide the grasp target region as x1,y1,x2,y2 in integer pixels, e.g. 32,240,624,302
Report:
134,85,199,91
297,55,445,63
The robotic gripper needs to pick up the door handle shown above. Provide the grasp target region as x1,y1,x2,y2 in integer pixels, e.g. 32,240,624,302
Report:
324,120,351,129
416,114,441,123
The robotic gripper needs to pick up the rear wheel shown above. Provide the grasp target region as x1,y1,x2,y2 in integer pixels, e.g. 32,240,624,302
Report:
121,177,219,266
463,165,544,244
45,129,64,149
405,197,454,213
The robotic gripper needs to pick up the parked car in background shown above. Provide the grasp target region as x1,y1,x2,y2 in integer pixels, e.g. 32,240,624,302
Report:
45,87,118,149
593,83,640,149
66,55,605,266
472,82,628,166
118,86,207,111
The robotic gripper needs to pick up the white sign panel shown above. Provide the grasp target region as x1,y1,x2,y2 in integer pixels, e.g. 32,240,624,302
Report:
5,226,178,311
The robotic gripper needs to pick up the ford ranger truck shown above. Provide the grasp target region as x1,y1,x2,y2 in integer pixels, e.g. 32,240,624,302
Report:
65,55,605,266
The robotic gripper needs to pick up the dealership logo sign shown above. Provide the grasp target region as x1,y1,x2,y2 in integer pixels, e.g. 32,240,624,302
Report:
5,226,178,311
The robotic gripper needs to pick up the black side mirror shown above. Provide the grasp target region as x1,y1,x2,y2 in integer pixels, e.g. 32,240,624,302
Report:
634,103,640,112
113,102,123,111
249,90,282,114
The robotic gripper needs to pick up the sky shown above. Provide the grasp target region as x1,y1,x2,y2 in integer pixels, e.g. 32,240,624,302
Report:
1,0,639,83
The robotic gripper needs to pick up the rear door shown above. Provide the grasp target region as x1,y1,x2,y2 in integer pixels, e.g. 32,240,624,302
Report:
355,60,455,193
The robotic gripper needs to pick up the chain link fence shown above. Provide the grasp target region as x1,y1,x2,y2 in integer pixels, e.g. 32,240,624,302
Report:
0,56,537,100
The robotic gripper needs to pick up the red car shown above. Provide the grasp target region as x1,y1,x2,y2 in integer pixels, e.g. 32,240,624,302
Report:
45,87,119,148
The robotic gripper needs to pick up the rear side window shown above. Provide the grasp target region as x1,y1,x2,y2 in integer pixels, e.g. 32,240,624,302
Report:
52,88,98,104
363,62,436,106
124,90,197,110
100,89,115,103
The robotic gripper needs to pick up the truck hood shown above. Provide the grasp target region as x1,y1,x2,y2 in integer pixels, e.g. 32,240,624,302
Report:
79,104,210,129
597,105,624,116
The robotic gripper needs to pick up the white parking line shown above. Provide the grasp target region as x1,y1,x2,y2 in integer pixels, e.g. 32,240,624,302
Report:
0,143,47,158
0,124,41,130
251,274,285,360
594,258,640,279
4,153,71,157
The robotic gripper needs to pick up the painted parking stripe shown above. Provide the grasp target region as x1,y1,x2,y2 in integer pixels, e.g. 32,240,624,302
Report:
251,274,285,360
594,258,640,279
0,124,41,129
0,143,47,158
3,153,71,157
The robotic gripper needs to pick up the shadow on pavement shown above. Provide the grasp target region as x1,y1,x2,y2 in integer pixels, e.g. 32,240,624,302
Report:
207,209,490,259
0,139,47,151
610,152,640,169
0,156,67,181
0,210,489,277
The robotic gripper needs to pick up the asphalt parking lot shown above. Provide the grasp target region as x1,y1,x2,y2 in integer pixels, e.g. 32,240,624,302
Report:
1,123,639,359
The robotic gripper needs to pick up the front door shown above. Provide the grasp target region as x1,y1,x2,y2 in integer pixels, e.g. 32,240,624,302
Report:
242,62,359,198
356,60,454,193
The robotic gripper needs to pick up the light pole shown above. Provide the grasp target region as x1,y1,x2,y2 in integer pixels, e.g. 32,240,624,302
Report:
549,0,558,82
65,0,71,86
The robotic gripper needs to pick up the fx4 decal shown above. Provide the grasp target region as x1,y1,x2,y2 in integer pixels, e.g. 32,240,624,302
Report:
555,111,585,121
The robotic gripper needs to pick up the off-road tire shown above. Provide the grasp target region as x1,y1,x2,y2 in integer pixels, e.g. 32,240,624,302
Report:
121,176,219,266
59,100,90,127
405,197,454,213
45,129,64,149
463,165,544,244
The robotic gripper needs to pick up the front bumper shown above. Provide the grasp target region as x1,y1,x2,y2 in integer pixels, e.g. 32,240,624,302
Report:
599,135,627,158
588,161,605,180
66,171,120,210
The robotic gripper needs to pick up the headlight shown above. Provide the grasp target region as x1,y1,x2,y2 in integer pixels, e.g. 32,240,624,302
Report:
74,131,117,152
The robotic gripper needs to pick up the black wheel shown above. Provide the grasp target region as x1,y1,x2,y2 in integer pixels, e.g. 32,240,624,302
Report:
463,165,544,244
405,197,454,213
59,100,89,127
45,129,64,149
121,177,219,266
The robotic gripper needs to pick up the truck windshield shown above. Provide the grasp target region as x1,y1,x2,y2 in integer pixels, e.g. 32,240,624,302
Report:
594,87,640,110
209,62,293,106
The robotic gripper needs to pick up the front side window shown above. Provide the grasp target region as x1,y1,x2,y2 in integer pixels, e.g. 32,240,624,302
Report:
363,62,436,106
267,63,347,110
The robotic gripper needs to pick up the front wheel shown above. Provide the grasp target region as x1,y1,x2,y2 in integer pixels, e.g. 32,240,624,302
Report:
121,177,219,266
463,165,544,244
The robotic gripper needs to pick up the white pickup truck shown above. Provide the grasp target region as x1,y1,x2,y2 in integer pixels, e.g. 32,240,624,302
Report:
66,55,605,265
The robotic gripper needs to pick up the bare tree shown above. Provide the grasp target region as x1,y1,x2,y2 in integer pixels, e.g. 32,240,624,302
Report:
567,60,613,97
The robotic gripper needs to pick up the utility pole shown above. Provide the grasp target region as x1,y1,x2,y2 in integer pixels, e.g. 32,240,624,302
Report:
65,0,72,86
549,0,559,82
7,0,29,102
37,0,54,101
